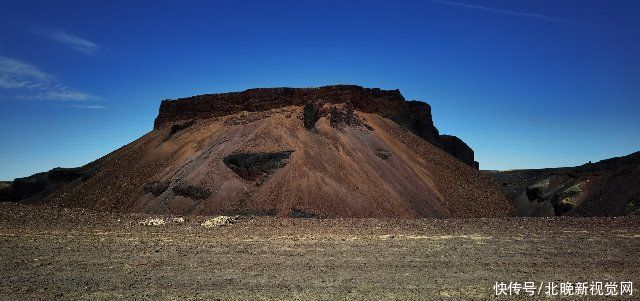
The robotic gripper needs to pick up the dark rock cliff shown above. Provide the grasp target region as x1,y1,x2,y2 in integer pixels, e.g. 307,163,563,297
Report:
154,85,412,129
406,100,440,145
406,101,478,168
439,135,478,169
154,85,478,168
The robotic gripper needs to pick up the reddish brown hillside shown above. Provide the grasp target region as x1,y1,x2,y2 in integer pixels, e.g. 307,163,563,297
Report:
2,85,513,218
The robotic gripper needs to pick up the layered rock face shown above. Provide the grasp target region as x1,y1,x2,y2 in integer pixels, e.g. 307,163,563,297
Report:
154,85,412,129
155,85,478,168
406,101,478,168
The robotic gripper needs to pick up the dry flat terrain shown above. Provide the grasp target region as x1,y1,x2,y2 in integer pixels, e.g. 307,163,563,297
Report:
1,203,638,300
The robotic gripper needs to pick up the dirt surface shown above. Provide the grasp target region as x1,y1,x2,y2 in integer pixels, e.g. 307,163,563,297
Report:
1,203,638,300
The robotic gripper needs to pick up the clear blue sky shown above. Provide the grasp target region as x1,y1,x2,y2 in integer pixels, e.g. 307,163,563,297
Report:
1,0,639,180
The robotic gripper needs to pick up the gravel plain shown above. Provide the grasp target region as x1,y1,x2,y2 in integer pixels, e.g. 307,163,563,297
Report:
1,203,638,300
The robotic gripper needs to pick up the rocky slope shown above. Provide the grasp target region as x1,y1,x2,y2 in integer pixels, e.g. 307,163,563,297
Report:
486,151,640,217
0,167,97,204
0,85,510,218
154,85,479,168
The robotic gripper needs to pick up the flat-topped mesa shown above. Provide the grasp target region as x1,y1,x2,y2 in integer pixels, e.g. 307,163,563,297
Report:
154,85,412,129
153,85,478,168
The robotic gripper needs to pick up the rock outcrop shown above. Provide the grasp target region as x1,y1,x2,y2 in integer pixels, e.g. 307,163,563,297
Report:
165,119,195,140
143,181,169,196
154,85,413,129
406,100,440,145
303,102,321,130
486,151,640,216
439,135,478,169
223,151,294,181
154,85,478,168
406,101,477,168
171,182,212,200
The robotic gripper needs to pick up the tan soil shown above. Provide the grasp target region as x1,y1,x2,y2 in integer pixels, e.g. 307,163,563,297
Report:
1,203,638,300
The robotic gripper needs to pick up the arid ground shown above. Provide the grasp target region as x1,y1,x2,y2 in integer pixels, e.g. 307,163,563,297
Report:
1,203,638,300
